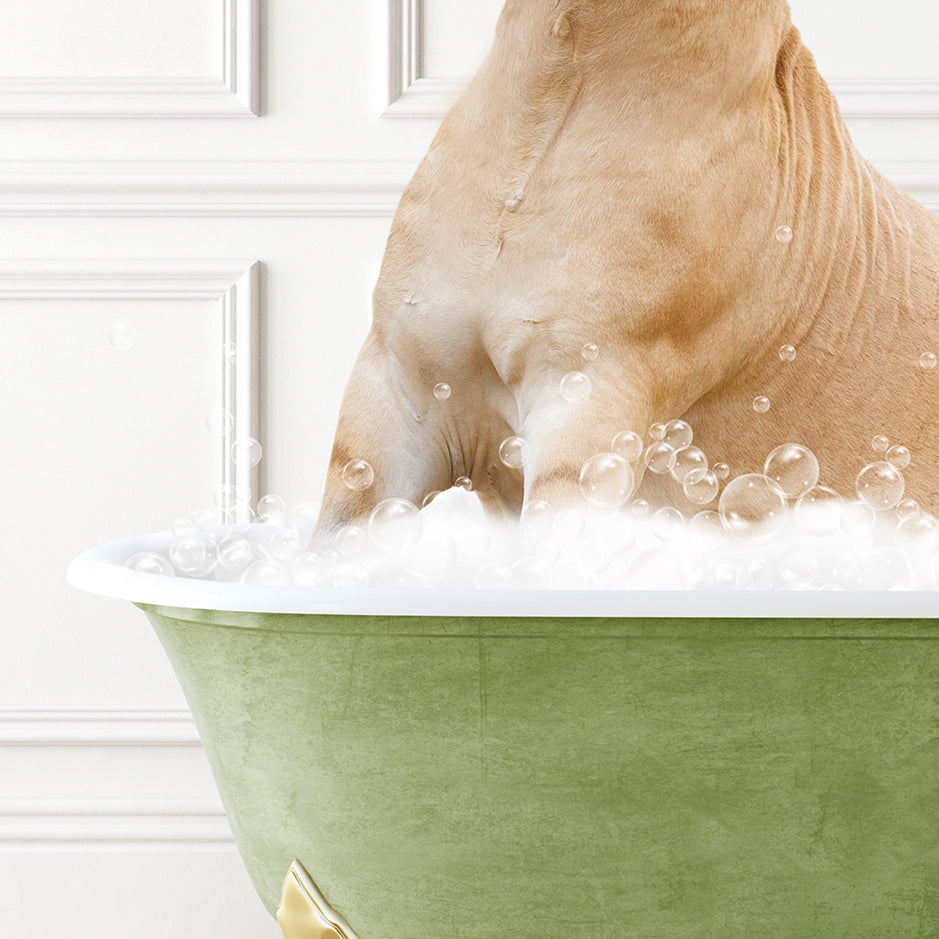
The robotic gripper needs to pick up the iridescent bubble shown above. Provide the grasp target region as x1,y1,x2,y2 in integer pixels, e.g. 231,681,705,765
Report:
579,453,634,507
241,559,290,586
662,420,693,451
644,442,677,474
581,342,599,362
920,352,937,370
217,537,253,572
433,382,452,401
231,437,262,467
651,507,685,542
521,499,554,533
895,499,920,522
795,485,843,537
775,225,793,243
780,548,818,586
257,494,287,522
649,423,666,441
454,475,473,491
779,344,797,362
688,511,726,548
206,408,234,436
671,446,707,484
713,462,730,480
335,525,367,559
855,461,905,511
342,459,374,492
270,526,303,560
763,444,819,499
886,445,911,470
475,562,513,589
611,430,643,463
169,532,210,574
292,552,326,586
368,498,422,551
560,371,592,403
718,474,787,542
752,396,771,414
124,551,174,576
871,435,890,453
683,470,719,505
499,436,532,469
108,322,136,350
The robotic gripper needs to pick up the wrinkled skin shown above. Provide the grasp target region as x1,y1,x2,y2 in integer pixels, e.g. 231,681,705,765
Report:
317,0,939,535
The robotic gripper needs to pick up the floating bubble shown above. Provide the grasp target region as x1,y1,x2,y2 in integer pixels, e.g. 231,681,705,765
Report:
270,526,303,560
841,500,876,536
455,475,473,491
752,396,771,414
780,548,818,586
560,371,592,403
475,562,513,589
779,344,797,362
217,537,253,572
611,430,643,463
644,442,677,474
581,342,599,361
521,499,554,533
651,507,685,542
108,322,136,350
683,470,719,505
896,499,920,522
871,435,889,453
421,491,441,509
579,453,634,507
896,513,939,549
855,461,905,511
342,459,374,492
124,551,174,576
335,525,367,559
688,511,726,548
671,446,707,484
649,423,666,441
241,559,290,586
206,408,234,437
369,498,422,551
499,436,532,469
795,485,843,537
171,516,199,536
255,495,285,523
292,552,326,586
920,352,937,370
231,437,262,467
433,382,452,401
169,532,210,574
886,445,910,470
775,225,793,243
553,508,585,541
763,444,819,499
631,498,650,517
662,420,693,451
718,474,787,542
713,462,730,480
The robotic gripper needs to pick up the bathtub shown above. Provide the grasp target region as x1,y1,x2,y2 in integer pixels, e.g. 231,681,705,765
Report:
68,531,939,938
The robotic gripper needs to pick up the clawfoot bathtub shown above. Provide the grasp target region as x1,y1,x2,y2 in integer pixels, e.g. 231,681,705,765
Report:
68,532,939,937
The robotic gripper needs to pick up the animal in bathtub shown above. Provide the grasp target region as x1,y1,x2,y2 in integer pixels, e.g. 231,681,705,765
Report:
316,0,939,535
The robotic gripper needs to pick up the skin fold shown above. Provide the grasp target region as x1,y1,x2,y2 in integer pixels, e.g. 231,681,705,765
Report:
316,0,939,536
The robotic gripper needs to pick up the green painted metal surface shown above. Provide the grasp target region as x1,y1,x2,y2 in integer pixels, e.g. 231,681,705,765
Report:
139,604,939,937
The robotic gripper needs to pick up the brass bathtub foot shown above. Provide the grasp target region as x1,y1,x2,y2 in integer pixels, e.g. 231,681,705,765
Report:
276,859,359,939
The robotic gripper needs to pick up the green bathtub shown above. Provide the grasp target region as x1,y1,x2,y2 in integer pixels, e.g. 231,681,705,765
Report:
70,535,939,937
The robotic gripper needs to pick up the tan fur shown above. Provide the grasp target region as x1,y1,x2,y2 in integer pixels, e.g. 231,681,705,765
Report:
317,0,939,534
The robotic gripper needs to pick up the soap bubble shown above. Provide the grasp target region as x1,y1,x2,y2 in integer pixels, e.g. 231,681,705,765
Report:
871,435,889,453
560,371,592,403
108,322,136,350
499,436,531,469
780,548,818,586
855,461,905,511
718,474,787,542
896,499,920,522
342,459,374,492
330,563,370,588
683,470,719,505
752,396,771,414
241,559,290,585
644,442,677,474
217,537,253,572
553,508,585,541
579,453,634,507
631,498,650,517
222,342,237,363
212,484,237,509
169,532,211,574
206,408,234,436
581,342,599,361
795,486,843,536
896,513,939,549
171,516,199,536
779,344,797,362
125,551,174,576
434,382,452,401
292,552,326,586
775,225,793,243
737,557,783,590
662,420,693,451
511,557,552,589
407,530,458,579
521,499,554,533
763,444,819,499
231,437,262,467
649,423,666,441
920,352,937,370
611,430,643,463
270,526,303,560
688,511,726,548
257,494,287,522
454,475,473,491
671,446,707,484
651,507,685,542
857,549,913,591
886,445,910,470
369,498,422,551
421,491,441,509
841,500,876,536
475,562,513,589
288,501,320,523
713,462,730,480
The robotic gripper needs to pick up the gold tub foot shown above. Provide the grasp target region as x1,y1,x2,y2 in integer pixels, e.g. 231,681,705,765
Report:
276,859,359,939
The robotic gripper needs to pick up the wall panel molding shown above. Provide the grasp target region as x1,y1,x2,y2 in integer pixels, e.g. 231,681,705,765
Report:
0,710,199,746
0,259,260,518
0,0,258,117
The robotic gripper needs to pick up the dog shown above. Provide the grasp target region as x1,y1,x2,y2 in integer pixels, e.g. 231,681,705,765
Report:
315,0,939,537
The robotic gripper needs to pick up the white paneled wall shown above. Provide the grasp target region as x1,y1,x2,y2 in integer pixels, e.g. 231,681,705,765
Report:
0,1,936,937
